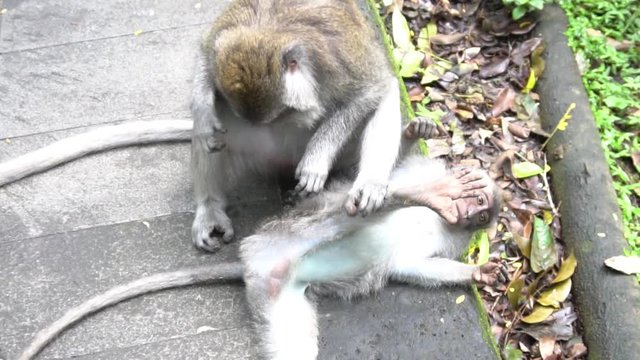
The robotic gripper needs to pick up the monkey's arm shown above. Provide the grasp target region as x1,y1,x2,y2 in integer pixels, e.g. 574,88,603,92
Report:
0,120,192,188
294,94,378,194
345,79,403,215
17,263,243,360
190,50,236,251
191,50,226,153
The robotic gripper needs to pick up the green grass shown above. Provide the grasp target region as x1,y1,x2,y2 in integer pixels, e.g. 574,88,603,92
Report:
560,0,640,256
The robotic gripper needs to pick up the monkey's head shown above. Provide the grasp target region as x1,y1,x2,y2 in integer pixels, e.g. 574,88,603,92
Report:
212,30,319,125
453,173,501,231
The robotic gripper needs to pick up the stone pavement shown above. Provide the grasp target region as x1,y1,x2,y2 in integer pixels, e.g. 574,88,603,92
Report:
0,1,496,359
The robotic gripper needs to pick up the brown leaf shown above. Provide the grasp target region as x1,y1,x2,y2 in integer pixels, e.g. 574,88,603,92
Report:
430,32,466,45
507,122,531,139
539,336,556,359
509,20,537,36
408,86,426,102
631,151,640,173
567,342,588,358
479,57,510,78
522,305,555,324
511,37,543,65
491,87,517,117
604,255,640,275
425,138,450,158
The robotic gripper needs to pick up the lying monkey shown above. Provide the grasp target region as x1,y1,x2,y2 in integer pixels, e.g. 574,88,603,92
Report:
17,156,501,360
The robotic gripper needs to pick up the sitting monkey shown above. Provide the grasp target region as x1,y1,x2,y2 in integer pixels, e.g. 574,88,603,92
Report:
17,155,502,360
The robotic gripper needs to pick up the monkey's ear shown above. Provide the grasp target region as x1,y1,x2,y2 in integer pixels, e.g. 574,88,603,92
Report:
282,44,305,73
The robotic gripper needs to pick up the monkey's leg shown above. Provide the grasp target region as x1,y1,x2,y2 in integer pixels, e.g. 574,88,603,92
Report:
345,78,402,215
265,285,319,360
389,257,479,286
295,78,400,198
191,52,234,252
246,270,319,360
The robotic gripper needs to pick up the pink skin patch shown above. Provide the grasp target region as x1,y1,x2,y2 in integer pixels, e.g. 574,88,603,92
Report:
267,259,292,299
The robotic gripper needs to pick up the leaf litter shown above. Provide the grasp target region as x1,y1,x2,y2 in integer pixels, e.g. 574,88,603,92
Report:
376,0,586,358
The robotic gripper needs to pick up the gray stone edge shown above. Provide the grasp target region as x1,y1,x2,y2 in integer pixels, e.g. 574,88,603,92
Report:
536,5,640,360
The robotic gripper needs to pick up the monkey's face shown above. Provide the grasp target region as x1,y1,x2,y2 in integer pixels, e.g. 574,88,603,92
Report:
453,184,498,230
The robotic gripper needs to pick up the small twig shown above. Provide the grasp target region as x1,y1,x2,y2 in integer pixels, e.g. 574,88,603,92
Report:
542,154,559,217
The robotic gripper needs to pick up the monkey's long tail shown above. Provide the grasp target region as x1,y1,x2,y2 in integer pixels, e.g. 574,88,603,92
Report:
0,120,193,187
17,262,244,360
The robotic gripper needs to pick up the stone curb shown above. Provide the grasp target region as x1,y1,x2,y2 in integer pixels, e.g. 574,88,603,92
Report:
536,5,640,360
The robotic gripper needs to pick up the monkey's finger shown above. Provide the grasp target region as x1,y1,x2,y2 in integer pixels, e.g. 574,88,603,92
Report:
403,121,417,139
310,174,326,193
344,196,359,216
441,210,458,225
460,189,484,198
361,193,378,216
216,221,235,244
358,189,372,215
294,176,309,192
463,179,489,191
205,137,226,152
416,119,427,138
212,122,227,133
459,170,483,183
437,123,448,137
372,192,385,212
345,189,362,216
453,167,472,179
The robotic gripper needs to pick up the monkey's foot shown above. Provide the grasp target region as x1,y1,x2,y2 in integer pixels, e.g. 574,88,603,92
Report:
345,182,387,216
191,206,235,252
472,260,503,286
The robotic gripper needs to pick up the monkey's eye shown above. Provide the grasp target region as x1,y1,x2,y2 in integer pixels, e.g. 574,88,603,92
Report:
478,212,488,224
477,196,484,205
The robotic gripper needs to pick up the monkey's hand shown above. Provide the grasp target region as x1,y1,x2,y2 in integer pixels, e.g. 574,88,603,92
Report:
403,116,447,140
344,182,388,216
294,158,330,193
204,123,228,153
191,204,234,252
472,260,503,286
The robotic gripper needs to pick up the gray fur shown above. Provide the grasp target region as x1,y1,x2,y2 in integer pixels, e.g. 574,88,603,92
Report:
190,0,402,252
17,263,243,360
0,120,193,188
17,157,497,360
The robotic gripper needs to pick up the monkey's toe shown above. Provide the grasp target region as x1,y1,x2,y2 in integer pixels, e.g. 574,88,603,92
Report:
472,260,502,285
193,232,222,253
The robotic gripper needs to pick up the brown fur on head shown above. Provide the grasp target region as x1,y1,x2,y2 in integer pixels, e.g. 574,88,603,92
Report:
212,29,294,124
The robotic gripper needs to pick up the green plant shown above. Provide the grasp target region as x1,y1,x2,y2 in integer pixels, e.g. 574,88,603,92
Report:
561,0,640,258
502,0,547,20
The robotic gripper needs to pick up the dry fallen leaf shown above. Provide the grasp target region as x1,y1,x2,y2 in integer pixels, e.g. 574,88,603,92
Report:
539,336,556,359
551,253,577,284
522,305,555,324
537,279,572,308
604,256,640,275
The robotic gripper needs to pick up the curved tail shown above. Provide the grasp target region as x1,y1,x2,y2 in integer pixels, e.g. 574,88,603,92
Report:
17,262,244,360
0,120,193,187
